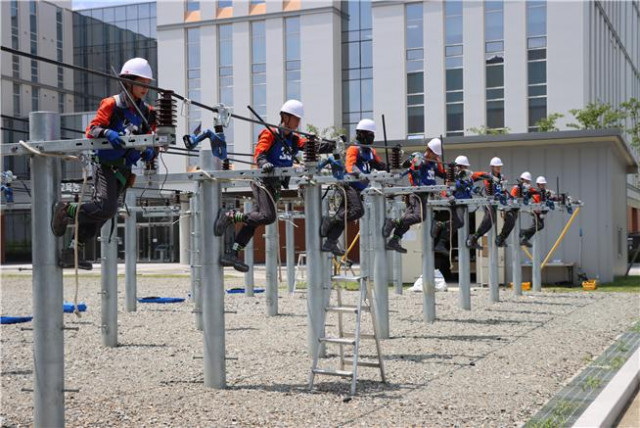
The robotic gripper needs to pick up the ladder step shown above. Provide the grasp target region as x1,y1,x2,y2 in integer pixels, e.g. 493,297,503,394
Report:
325,305,370,313
325,305,358,313
312,368,353,377
319,337,356,345
343,333,376,340
332,275,363,282
344,359,381,368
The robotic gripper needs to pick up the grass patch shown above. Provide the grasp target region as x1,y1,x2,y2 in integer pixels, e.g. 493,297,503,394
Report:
609,356,626,370
545,275,640,293
582,375,602,391
529,399,578,428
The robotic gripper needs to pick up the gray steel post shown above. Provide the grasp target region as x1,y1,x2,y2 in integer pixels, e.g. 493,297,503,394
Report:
532,224,542,292
30,112,64,428
125,191,137,312
488,208,499,303
100,221,118,347
243,201,255,296
179,198,191,264
199,149,225,388
392,198,403,295
265,221,278,316
372,188,389,339
458,207,471,310
512,213,522,296
285,204,296,294
422,204,436,323
191,191,203,330
304,183,323,358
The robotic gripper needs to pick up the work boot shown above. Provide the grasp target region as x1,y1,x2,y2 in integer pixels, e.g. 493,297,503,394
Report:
386,238,407,254
58,248,93,270
466,234,482,250
319,215,333,238
321,239,345,257
496,235,508,248
220,250,249,273
520,237,532,248
434,240,449,255
51,201,71,237
214,208,235,236
382,218,396,238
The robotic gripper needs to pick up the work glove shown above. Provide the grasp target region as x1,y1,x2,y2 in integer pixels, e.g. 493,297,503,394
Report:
261,162,275,173
104,129,125,149
125,149,141,165
141,147,157,162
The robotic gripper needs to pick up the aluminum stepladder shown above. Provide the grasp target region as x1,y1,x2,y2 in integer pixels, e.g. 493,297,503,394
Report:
293,252,307,293
309,275,386,396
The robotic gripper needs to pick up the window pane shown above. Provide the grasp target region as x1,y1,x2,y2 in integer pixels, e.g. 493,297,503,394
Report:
527,5,546,37
446,68,463,91
486,88,504,99
285,17,300,35
528,61,546,84
528,36,547,49
252,86,266,106
445,16,463,45
408,94,424,105
447,103,464,132
407,49,424,61
445,0,462,16
361,79,373,112
361,40,373,68
407,72,424,94
528,48,546,60
486,64,504,88
407,60,423,73
445,45,463,57
485,41,504,53
528,85,546,96
528,97,547,127
486,53,504,64
406,21,424,50
485,11,503,41
286,60,301,71
343,41,360,69
408,106,425,134
487,100,504,129
446,91,463,103
445,56,463,69
485,1,503,12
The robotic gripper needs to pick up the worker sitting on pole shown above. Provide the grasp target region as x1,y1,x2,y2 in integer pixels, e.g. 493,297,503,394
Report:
445,155,477,230
382,138,446,254
214,100,334,272
51,57,158,269
519,175,549,248
320,119,387,256
465,157,517,250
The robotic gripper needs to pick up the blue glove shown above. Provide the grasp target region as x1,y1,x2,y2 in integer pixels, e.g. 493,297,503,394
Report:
141,147,156,162
104,129,125,149
125,149,141,165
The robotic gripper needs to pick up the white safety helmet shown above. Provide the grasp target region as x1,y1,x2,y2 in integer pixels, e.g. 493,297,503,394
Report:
536,176,547,184
520,171,532,182
119,58,154,80
490,157,503,167
356,118,376,133
427,138,442,156
455,155,470,167
280,99,304,119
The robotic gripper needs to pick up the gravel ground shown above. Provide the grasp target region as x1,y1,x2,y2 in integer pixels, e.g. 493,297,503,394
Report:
1,273,638,427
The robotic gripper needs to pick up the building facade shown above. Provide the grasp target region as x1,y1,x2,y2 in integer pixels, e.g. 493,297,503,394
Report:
156,0,639,168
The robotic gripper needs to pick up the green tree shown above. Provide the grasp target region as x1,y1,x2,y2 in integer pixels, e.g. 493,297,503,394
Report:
620,98,640,148
466,125,511,135
567,101,626,130
306,124,347,140
535,112,564,132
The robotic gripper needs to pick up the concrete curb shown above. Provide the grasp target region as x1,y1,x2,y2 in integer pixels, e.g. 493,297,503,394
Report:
572,347,640,427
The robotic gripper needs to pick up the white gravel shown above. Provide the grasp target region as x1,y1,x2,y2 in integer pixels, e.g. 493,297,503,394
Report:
1,273,638,427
